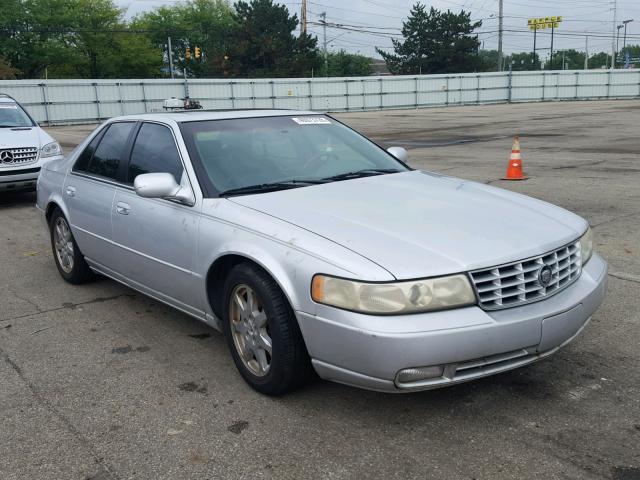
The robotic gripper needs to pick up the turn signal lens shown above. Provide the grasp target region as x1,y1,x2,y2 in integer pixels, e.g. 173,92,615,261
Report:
311,274,476,314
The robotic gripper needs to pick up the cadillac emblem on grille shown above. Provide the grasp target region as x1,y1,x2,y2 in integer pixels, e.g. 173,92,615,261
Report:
0,150,14,163
537,265,553,287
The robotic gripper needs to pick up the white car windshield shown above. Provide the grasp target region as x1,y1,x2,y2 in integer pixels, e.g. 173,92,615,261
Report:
180,115,408,196
0,102,35,128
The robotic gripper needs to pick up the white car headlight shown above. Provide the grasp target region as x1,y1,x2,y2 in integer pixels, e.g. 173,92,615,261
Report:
311,274,476,314
580,227,593,266
41,141,62,158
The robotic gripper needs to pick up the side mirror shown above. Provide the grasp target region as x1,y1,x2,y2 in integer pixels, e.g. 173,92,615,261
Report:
134,172,194,206
387,146,408,163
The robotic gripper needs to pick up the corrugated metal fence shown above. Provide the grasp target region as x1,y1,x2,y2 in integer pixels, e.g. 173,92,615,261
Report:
1,69,639,125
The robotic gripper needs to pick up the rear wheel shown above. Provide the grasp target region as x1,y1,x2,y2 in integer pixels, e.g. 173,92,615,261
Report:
49,208,93,284
222,263,311,395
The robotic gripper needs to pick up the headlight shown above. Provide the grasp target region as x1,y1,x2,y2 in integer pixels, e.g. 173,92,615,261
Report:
311,274,476,314
41,141,62,158
580,227,593,266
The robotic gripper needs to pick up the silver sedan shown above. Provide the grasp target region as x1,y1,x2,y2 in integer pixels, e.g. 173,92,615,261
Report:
36,110,607,394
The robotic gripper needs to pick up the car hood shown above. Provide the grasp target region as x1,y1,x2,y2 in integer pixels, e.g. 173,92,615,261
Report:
229,170,588,279
0,126,50,149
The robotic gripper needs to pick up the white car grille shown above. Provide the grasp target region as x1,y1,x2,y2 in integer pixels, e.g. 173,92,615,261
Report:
0,147,39,166
470,240,582,310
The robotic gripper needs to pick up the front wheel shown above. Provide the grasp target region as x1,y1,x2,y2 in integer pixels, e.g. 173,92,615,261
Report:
222,263,312,395
49,208,93,284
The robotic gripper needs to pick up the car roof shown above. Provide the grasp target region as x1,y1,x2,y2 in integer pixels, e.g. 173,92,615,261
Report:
0,94,19,104
107,109,320,123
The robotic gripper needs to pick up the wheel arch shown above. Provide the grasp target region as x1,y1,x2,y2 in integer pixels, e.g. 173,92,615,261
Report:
205,251,303,323
44,195,71,226
45,200,61,224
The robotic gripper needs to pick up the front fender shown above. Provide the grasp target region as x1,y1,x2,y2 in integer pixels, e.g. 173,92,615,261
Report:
208,240,311,314
197,199,395,320
36,166,68,225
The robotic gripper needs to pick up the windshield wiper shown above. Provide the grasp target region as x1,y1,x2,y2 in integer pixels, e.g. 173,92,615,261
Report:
219,179,323,197
321,168,401,182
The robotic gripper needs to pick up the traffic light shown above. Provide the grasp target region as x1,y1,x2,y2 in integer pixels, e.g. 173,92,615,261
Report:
185,47,191,60
195,46,201,59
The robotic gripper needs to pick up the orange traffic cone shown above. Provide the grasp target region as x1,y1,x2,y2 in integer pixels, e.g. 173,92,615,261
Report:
503,136,527,181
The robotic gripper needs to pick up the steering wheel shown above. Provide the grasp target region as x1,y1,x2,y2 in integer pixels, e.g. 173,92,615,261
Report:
300,150,339,174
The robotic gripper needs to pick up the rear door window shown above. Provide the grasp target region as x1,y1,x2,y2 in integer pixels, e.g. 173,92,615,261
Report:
74,122,135,181
127,122,184,184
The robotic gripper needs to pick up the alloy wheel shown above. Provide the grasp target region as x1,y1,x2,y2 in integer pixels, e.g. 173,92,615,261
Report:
229,284,272,377
53,217,74,274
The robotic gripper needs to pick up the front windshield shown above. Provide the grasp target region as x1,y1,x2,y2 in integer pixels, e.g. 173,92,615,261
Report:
0,102,35,128
180,115,408,196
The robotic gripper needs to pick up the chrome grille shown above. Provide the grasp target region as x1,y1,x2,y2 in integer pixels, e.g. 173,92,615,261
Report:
0,147,39,166
470,240,582,310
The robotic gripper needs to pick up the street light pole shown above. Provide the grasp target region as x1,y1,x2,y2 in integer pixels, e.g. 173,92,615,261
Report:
616,25,623,67
549,23,555,70
611,0,618,68
497,0,504,71
622,19,634,67
533,26,537,70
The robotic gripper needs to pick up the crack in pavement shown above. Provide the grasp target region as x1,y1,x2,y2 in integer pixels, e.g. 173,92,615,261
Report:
592,211,640,228
550,159,607,170
608,272,640,285
0,293,135,324
9,289,43,314
0,347,120,480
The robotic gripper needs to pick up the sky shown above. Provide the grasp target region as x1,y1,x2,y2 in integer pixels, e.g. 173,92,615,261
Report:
117,0,640,60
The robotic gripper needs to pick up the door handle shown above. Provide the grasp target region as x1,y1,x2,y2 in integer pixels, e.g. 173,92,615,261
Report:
65,186,76,197
116,202,131,215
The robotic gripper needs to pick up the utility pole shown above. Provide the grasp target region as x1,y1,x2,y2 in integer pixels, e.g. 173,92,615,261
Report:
300,0,307,36
320,12,328,76
167,36,174,79
497,0,504,71
611,0,618,68
585,35,589,70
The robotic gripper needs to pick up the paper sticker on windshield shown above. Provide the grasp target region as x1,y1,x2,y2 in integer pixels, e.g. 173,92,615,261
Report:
291,117,331,125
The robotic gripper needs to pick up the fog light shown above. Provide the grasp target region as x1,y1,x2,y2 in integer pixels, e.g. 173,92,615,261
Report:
396,366,445,384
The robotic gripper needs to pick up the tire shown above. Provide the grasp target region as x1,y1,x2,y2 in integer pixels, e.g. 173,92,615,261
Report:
222,262,312,395
49,207,93,284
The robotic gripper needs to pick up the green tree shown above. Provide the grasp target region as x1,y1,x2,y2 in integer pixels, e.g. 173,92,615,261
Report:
0,56,20,79
505,52,541,71
0,0,163,79
226,0,321,77
478,49,498,71
325,50,372,77
547,49,585,70
0,0,80,78
132,0,236,78
588,52,609,69
377,3,481,75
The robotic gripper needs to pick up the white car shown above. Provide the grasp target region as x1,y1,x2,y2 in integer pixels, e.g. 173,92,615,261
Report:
0,94,63,192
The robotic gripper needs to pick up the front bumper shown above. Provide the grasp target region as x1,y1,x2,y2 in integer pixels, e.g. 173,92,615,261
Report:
0,155,63,191
0,167,40,191
296,253,608,392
